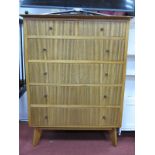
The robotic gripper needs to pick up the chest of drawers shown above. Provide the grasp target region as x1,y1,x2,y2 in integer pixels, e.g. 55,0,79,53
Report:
23,15,130,146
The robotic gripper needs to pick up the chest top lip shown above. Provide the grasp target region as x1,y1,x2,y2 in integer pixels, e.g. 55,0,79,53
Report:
20,14,131,20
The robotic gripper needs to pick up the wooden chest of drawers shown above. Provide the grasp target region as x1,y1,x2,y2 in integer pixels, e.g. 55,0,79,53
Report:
23,15,130,146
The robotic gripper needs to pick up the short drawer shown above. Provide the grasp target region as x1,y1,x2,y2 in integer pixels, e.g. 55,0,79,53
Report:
30,85,122,106
27,39,125,61
28,63,123,84
26,19,127,37
30,107,120,127
78,20,127,37
26,20,77,36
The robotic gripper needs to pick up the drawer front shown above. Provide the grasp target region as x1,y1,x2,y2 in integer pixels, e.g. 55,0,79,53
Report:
26,19,127,37
30,86,48,105
31,107,120,127
28,63,123,84
28,63,48,83
26,20,77,36
31,107,48,126
78,20,126,37
30,85,122,106
28,39,125,61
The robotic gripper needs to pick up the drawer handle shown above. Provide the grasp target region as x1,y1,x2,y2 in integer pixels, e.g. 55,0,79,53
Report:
42,48,47,52
44,94,48,98
105,73,108,76
100,28,104,31
49,26,53,30
102,116,106,120
106,49,110,53
44,115,48,120
104,95,107,99
43,72,48,76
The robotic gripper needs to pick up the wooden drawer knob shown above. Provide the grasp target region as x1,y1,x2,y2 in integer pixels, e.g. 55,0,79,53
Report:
100,28,104,31
44,94,48,98
43,72,47,76
105,73,108,76
42,48,47,52
49,26,53,30
104,95,107,99
106,49,110,53
44,115,48,119
102,116,106,120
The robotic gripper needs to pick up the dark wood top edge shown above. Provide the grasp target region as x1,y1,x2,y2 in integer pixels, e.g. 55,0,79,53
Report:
20,14,132,20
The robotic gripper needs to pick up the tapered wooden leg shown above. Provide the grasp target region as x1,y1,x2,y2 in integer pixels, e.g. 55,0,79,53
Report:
33,128,42,146
109,128,117,146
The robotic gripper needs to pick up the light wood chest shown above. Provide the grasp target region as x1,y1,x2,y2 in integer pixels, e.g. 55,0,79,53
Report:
23,15,130,146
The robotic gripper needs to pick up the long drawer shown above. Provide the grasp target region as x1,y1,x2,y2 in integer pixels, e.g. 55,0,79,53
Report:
26,19,127,37
28,63,123,84
30,85,122,106
30,107,120,127
27,39,125,61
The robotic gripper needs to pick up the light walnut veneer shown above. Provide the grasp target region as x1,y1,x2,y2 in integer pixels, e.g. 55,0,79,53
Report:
23,15,130,146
